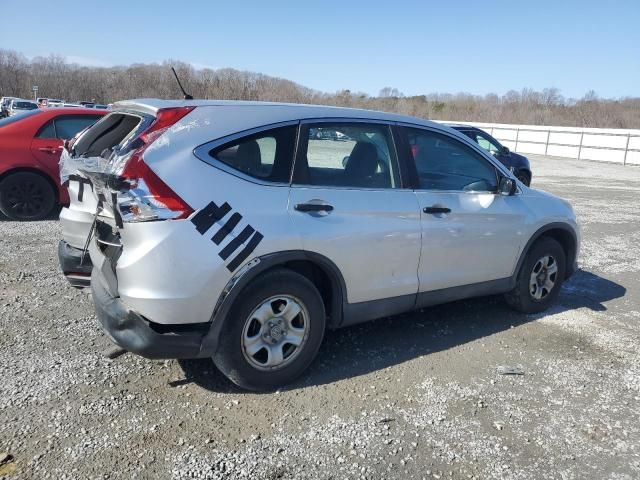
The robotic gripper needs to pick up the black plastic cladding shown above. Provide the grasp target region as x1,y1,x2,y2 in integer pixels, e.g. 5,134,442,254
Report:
190,200,264,272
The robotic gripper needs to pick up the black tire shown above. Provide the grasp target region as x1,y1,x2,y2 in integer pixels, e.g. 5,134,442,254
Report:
504,236,566,314
213,268,326,391
516,171,531,187
0,172,56,221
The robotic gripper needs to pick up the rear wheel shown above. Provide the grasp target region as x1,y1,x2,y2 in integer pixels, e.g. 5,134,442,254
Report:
213,268,326,391
504,236,566,313
0,172,56,220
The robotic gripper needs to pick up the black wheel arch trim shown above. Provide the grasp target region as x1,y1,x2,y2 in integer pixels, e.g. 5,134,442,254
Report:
514,222,578,282
199,225,577,357
199,250,347,357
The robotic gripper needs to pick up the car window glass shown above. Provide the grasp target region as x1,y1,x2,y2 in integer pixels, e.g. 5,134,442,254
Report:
256,137,276,165
0,109,40,127
295,123,398,189
73,113,143,158
405,128,497,192
14,101,37,110
36,120,56,138
475,133,500,154
54,116,102,140
210,125,296,182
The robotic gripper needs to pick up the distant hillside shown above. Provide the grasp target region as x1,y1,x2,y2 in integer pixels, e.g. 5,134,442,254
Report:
1,49,639,129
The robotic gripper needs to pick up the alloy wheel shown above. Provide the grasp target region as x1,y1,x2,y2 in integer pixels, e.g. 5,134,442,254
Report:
5,178,47,218
529,255,558,301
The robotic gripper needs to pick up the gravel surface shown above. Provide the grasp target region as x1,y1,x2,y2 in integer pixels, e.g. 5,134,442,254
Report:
1,155,639,479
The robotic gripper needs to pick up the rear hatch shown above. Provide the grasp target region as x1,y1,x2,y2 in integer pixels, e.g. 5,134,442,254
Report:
76,106,195,224
78,106,196,291
62,112,151,210
59,111,148,247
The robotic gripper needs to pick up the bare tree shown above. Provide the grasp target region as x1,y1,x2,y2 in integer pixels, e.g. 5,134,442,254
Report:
1,48,638,128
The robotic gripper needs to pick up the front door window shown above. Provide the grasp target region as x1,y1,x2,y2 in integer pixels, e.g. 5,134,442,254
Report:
294,123,399,189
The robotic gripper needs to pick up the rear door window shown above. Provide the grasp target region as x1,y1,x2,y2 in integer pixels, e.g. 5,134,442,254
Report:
209,125,297,183
54,115,102,139
36,120,56,139
294,123,399,189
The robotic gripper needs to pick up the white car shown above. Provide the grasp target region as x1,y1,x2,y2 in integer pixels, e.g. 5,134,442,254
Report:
60,99,580,390
47,99,65,108
7,99,38,116
0,96,17,117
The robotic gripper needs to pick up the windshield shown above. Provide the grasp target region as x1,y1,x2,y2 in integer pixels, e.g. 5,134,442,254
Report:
14,101,38,110
0,109,41,127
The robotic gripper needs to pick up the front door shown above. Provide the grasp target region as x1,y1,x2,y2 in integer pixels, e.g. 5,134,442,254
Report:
398,126,526,293
289,121,422,307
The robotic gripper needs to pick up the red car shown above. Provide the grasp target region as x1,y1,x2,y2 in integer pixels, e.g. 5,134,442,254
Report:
0,108,106,220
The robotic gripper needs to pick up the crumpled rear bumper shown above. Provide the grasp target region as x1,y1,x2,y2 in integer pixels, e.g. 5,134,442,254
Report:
91,268,210,359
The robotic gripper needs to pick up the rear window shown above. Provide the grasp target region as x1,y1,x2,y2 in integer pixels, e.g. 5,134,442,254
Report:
72,112,144,158
0,109,41,128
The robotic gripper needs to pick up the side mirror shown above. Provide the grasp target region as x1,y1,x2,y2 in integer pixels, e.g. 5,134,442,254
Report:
498,176,517,196
501,146,510,155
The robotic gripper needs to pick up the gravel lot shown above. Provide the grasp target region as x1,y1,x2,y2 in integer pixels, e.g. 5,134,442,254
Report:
1,155,639,479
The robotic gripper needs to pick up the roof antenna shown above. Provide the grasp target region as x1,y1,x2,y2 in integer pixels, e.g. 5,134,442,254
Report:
171,67,193,100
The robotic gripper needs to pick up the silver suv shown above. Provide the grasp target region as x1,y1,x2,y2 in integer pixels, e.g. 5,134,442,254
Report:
60,99,580,390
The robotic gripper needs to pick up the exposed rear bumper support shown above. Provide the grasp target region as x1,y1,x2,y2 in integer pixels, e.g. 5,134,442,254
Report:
58,240,92,288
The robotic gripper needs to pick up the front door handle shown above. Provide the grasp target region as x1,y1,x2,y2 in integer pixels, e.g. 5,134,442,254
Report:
295,202,334,213
423,206,451,214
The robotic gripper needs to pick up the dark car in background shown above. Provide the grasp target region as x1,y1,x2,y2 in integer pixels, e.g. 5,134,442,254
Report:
447,124,532,186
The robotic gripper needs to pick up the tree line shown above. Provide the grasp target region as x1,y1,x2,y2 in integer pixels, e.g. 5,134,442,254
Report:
1,48,638,129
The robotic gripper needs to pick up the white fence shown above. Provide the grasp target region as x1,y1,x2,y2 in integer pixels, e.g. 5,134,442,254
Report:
442,121,640,166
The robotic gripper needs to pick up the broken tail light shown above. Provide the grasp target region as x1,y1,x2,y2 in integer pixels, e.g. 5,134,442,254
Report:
114,107,195,222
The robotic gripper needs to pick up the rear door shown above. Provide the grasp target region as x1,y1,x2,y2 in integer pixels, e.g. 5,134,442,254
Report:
289,120,421,310
31,114,103,169
30,117,63,169
397,125,525,293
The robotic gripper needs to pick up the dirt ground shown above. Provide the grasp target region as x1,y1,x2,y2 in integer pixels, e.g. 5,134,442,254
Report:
1,155,639,479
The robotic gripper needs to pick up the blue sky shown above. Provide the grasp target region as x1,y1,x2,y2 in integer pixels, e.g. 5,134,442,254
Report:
1,0,638,99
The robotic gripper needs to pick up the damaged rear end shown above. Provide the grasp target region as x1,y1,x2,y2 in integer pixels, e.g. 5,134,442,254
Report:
58,111,148,287
83,104,216,359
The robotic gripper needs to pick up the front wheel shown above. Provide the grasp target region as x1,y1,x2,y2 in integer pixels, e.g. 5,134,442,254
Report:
213,268,326,391
0,172,56,221
504,236,566,314
516,171,531,187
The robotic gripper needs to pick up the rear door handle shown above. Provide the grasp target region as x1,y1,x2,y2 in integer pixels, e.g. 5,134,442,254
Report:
423,206,451,214
295,202,334,213
38,146,60,154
